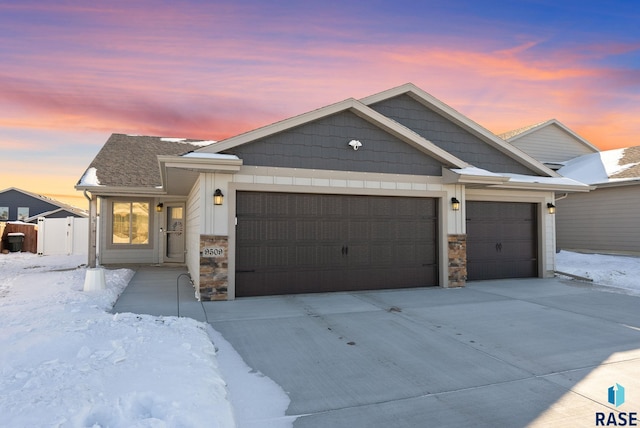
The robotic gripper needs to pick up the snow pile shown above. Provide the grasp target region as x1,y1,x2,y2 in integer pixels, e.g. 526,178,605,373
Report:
0,253,235,427
556,250,640,295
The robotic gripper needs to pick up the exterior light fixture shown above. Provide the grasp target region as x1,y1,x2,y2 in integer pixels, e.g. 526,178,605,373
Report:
348,139,362,151
451,197,460,211
214,189,224,206
547,203,556,214
156,203,163,213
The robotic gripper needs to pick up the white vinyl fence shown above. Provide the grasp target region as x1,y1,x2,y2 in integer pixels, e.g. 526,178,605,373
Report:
37,217,88,256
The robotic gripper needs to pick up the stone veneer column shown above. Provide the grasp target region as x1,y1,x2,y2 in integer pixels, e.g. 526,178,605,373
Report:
448,234,467,287
199,235,228,301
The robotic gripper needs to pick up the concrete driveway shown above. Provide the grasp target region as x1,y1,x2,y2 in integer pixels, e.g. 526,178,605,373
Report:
204,278,640,427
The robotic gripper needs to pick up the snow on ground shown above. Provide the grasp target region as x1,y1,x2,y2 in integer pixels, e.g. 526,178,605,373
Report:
0,253,290,428
2,250,637,427
556,250,640,295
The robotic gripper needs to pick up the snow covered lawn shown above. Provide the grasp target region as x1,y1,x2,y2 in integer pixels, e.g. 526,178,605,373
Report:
0,253,289,428
556,250,640,295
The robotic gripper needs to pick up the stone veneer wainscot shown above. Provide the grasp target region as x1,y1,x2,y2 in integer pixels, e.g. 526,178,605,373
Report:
199,235,228,301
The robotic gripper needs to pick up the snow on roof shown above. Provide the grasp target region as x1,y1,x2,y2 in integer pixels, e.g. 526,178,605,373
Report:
78,167,101,186
161,137,216,147
182,153,239,160
558,146,640,185
450,167,504,177
450,167,589,187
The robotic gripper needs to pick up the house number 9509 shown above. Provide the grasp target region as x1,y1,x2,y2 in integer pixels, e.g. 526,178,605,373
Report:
203,247,225,257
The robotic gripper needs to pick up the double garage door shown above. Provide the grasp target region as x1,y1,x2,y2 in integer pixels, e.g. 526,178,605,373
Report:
236,192,438,297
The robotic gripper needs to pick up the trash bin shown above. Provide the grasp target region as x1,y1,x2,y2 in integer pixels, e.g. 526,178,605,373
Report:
7,233,25,252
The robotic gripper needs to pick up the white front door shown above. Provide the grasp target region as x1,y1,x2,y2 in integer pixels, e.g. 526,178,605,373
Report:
165,203,185,263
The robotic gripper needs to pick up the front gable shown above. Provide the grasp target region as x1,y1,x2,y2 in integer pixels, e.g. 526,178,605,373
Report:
367,93,541,176
222,109,448,176
502,119,600,164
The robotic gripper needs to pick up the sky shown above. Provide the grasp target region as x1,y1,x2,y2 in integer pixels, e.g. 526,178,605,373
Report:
1,0,639,208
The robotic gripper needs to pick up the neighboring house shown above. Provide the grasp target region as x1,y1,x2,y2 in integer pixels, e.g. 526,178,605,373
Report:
500,119,600,170
554,146,640,255
0,187,87,222
76,83,589,301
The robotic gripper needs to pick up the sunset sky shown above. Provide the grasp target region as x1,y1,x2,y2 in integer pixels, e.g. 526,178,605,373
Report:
1,0,639,208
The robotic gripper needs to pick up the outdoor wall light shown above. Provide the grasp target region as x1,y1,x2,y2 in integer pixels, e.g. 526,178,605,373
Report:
348,139,363,151
451,197,461,211
213,189,224,206
156,203,163,213
547,203,556,214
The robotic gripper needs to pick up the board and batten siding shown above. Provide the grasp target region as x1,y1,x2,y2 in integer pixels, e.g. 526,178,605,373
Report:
510,124,596,163
556,185,640,254
186,175,203,290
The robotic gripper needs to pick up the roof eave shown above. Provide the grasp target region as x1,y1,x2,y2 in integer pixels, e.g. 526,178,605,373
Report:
488,182,594,192
75,185,166,196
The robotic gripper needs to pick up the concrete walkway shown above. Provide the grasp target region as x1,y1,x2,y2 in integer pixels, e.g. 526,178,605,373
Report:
111,266,207,321
112,272,640,427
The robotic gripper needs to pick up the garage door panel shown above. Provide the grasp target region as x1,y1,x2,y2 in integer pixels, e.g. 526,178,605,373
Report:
466,201,537,281
236,192,438,296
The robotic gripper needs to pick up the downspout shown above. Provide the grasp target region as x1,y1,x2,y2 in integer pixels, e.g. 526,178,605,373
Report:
84,190,98,268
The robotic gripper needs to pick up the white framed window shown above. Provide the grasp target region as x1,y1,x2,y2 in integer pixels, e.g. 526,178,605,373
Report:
111,201,150,246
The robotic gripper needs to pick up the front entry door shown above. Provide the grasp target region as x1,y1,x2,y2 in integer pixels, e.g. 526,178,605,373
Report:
165,204,185,263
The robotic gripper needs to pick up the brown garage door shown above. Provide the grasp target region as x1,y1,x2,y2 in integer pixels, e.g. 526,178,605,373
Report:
235,192,438,297
466,201,538,281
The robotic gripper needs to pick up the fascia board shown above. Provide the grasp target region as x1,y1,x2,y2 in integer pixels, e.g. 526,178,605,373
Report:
488,182,594,192
158,155,243,172
74,186,166,196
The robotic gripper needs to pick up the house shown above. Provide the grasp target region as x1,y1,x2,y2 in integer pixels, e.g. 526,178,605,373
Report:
76,83,589,300
501,120,640,256
500,119,600,170
0,187,87,222
553,146,640,255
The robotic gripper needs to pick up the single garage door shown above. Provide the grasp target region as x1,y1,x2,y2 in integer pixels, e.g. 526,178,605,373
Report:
236,192,438,297
466,201,538,281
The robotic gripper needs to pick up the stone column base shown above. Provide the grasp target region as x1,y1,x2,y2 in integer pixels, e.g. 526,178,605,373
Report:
448,234,467,287
199,235,228,301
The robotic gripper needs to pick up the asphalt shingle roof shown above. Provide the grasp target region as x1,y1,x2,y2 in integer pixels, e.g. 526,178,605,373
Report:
79,134,210,188
498,120,551,140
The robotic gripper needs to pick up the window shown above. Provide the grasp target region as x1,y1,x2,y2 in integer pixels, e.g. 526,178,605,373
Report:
17,207,29,221
112,201,149,245
0,207,8,221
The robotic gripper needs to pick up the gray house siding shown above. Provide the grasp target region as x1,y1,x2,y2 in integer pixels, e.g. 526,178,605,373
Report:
368,95,537,175
509,124,597,163
223,110,444,176
557,185,640,254
0,189,81,222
